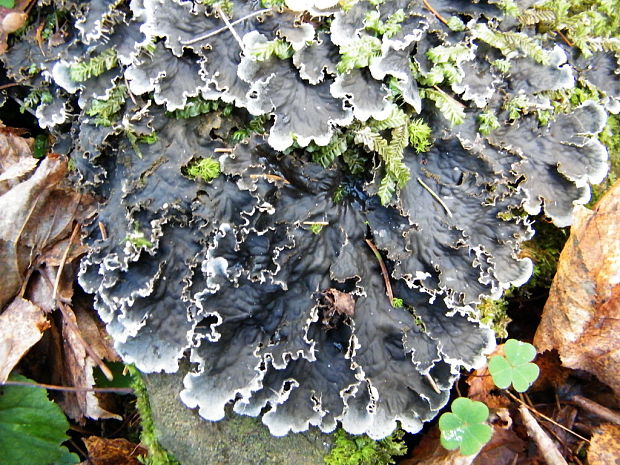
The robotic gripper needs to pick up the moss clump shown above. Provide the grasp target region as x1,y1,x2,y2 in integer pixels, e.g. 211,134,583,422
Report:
324,429,407,465
185,157,221,182
477,296,511,339
591,114,620,203
127,365,179,465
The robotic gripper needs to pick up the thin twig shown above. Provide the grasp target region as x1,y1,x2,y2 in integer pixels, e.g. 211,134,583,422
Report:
556,30,573,47
213,6,247,53
98,221,108,241
425,374,441,394
214,147,234,153
55,300,115,381
302,221,329,226
1,380,132,393
417,177,453,218
52,222,81,303
505,390,590,443
422,0,449,25
364,239,394,302
249,174,290,184
571,395,620,426
181,9,271,45
0,82,20,90
519,405,569,465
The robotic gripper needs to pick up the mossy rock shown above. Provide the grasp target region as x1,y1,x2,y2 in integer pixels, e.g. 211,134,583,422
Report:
142,364,333,465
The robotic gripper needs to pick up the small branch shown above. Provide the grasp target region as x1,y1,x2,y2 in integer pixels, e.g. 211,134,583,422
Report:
422,0,449,26
249,174,290,184
302,221,329,226
214,6,246,53
417,177,453,218
556,30,573,47
98,221,108,241
364,239,394,302
214,147,234,153
519,405,569,465
505,390,590,443
52,222,81,303
182,9,271,45
1,380,132,394
425,374,441,394
571,395,620,426
55,301,114,382
0,82,21,90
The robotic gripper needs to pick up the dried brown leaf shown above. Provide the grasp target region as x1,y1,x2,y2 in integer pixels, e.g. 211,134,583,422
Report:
83,436,147,465
0,155,67,308
535,181,620,395
588,424,620,465
0,296,48,382
472,426,526,465
0,155,95,310
0,126,36,195
59,303,121,421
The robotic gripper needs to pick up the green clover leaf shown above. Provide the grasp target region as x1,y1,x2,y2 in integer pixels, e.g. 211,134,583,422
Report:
439,397,492,456
488,339,540,392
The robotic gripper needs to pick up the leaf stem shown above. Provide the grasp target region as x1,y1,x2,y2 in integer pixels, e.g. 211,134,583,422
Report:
364,239,394,303
417,177,453,218
0,380,132,393
182,9,271,46
422,0,449,25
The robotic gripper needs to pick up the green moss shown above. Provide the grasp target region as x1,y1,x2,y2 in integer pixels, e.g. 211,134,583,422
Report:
185,157,221,182
127,366,179,465
477,297,511,339
590,114,620,204
520,218,568,292
324,429,407,465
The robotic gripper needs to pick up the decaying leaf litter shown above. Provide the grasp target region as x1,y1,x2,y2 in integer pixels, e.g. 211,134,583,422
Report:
0,0,619,464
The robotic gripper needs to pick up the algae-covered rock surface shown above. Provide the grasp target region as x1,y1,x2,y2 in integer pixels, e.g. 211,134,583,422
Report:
143,364,333,465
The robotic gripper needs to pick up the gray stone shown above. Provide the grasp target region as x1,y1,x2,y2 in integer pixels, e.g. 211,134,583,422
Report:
143,364,334,465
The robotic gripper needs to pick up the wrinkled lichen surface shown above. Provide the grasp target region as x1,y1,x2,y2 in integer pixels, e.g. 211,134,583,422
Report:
2,0,615,440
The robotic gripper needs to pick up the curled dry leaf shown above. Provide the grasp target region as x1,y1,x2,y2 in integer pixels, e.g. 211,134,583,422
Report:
0,297,48,383
588,424,620,465
0,155,95,310
83,436,147,465
534,180,620,396
0,125,36,195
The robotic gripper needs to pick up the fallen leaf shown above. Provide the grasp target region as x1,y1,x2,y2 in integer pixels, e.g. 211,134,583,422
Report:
83,436,147,465
0,297,48,382
0,125,36,195
0,155,67,309
473,427,526,465
588,424,620,465
0,155,95,310
59,303,122,422
534,180,620,396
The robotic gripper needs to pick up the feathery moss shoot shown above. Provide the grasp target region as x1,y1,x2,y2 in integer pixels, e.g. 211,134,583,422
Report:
186,157,221,182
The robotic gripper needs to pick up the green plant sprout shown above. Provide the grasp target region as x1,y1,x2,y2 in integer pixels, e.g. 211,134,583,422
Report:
391,298,404,308
186,157,221,182
488,339,540,392
123,223,153,249
438,397,493,456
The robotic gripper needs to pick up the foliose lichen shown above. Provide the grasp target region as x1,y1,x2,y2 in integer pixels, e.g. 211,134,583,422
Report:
1,0,615,441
